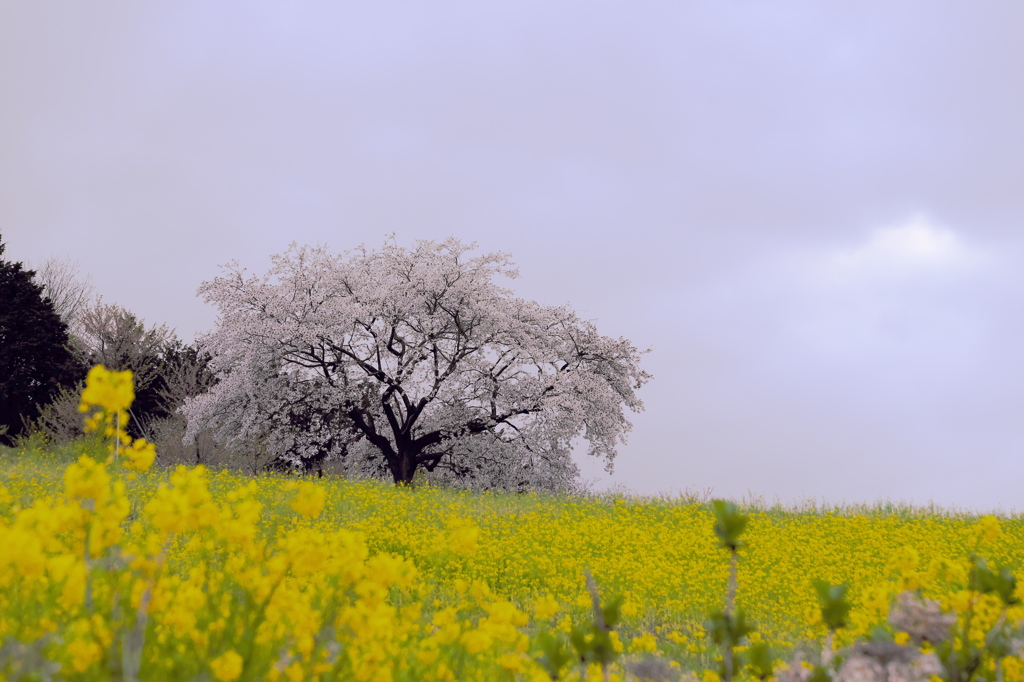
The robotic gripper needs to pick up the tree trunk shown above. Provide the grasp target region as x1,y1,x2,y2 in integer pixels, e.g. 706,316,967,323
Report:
390,452,417,486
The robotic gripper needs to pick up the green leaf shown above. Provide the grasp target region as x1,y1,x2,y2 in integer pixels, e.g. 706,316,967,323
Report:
712,500,749,551
808,665,833,682
707,609,755,647
745,641,775,680
994,567,1019,607
813,580,852,632
971,556,998,595
601,594,624,629
569,623,591,661
536,631,573,679
589,628,617,667
970,556,1019,606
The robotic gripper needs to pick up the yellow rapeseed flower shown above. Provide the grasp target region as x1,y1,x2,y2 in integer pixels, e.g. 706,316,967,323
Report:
6,395,1024,682
1003,656,1023,682
210,650,244,681
497,652,528,673
460,628,493,654
979,516,1002,545
79,365,133,410
67,637,103,673
447,523,480,556
122,438,156,472
629,632,659,654
287,481,326,518
533,593,560,620
63,454,110,502
79,365,134,433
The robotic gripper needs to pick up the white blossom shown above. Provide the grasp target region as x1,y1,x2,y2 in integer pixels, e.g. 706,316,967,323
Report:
182,238,650,488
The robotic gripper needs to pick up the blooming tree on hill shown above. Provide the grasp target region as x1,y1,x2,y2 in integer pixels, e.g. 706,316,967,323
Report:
183,238,650,489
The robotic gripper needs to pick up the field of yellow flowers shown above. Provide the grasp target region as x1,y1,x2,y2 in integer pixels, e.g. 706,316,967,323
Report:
1,366,1023,681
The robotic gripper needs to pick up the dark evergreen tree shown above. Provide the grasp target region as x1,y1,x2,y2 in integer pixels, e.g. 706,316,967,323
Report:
0,234,82,445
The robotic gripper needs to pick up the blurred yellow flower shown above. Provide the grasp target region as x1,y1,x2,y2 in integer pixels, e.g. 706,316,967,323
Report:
629,632,659,654
123,438,156,472
79,365,134,435
533,593,560,620
63,455,110,503
497,652,528,673
979,516,1002,544
288,481,326,518
210,650,244,681
1003,656,1022,682
67,637,103,672
460,628,493,654
447,522,479,556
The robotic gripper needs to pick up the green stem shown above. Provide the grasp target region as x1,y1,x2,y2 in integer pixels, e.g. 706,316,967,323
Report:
726,551,738,617
83,516,93,612
823,630,834,666
122,585,151,681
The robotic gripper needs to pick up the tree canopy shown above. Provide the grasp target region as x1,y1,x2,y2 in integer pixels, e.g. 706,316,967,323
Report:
0,235,81,445
183,238,650,488
30,255,95,332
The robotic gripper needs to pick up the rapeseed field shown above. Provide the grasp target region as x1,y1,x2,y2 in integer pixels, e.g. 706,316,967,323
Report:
1,366,1022,681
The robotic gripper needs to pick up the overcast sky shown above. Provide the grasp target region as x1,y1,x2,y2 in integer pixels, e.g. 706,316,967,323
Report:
4,2,1024,510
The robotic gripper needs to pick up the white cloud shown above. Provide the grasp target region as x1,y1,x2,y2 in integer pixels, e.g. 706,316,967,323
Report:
780,216,989,359
826,214,982,282
664,214,995,367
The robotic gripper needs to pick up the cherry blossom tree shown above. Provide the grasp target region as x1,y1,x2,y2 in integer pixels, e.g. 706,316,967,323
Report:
182,238,650,488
